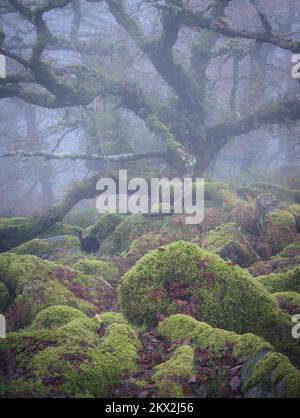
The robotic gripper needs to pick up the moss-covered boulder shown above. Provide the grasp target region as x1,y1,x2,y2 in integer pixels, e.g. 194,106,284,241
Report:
99,215,151,256
287,204,300,232
202,223,258,267
0,253,118,330
158,315,300,398
0,307,140,397
64,208,98,229
81,213,124,252
39,223,82,238
250,242,300,276
119,241,299,363
205,183,259,234
0,217,37,252
263,209,297,254
71,258,118,282
153,345,194,397
33,305,88,329
273,292,300,316
256,267,300,293
13,235,82,262
118,232,177,275
239,183,300,204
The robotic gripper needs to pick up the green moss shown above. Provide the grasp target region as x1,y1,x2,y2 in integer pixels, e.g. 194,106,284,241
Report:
33,305,88,329
39,223,82,238
72,258,118,281
81,213,124,252
203,223,257,267
257,267,300,293
0,308,140,397
0,253,99,329
96,312,128,326
64,208,98,229
153,345,195,397
273,292,300,315
119,241,299,362
100,215,152,256
263,210,297,254
99,323,141,371
13,235,82,262
242,183,300,203
158,315,300,398
14,239,51,257
0,217,36,251
157,315,271,361
0,282,10,311
246,352,300,398
269,210,296,229
277,242,300,259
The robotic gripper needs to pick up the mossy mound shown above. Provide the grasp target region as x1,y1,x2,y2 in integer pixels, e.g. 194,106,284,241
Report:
263,209,297,254
158,315,300,398
287,204,300,232
0,307,140,397
13,235,82,262
0,253,117,330
205,183,258,233
99,214,152,256
0,217,36,252
119,241,299,362
153,345,195,397
96,312,128,326
72,258,118,282
239,183,300,204
33,305,88,329
202,223,258,267
64,208,98,229
118,232,177,275
250,242,300,276
273,292,300,316
256,267,300,293
81,213,124,252
39,223,82,238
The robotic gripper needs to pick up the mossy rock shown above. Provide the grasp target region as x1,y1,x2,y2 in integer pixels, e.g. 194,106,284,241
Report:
250,242,300,276
273,292,300,316
0,217,36,252
205,183,258,233
0,253,115,330
96,312,128,326
33,305,88,329
153,345,195,397
39,223,82,239
256,267,300,293
0,307,140,397
158,315,300,398
72,258,118,282
202,223,258,267
263,209,297,254
64,208,98,229
99,215,156,256
13,235,82,262
0,282,10,311
240,183,300,204
287,204,300,232
119,232,177,275
119,241,299,363
81,213,124,252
